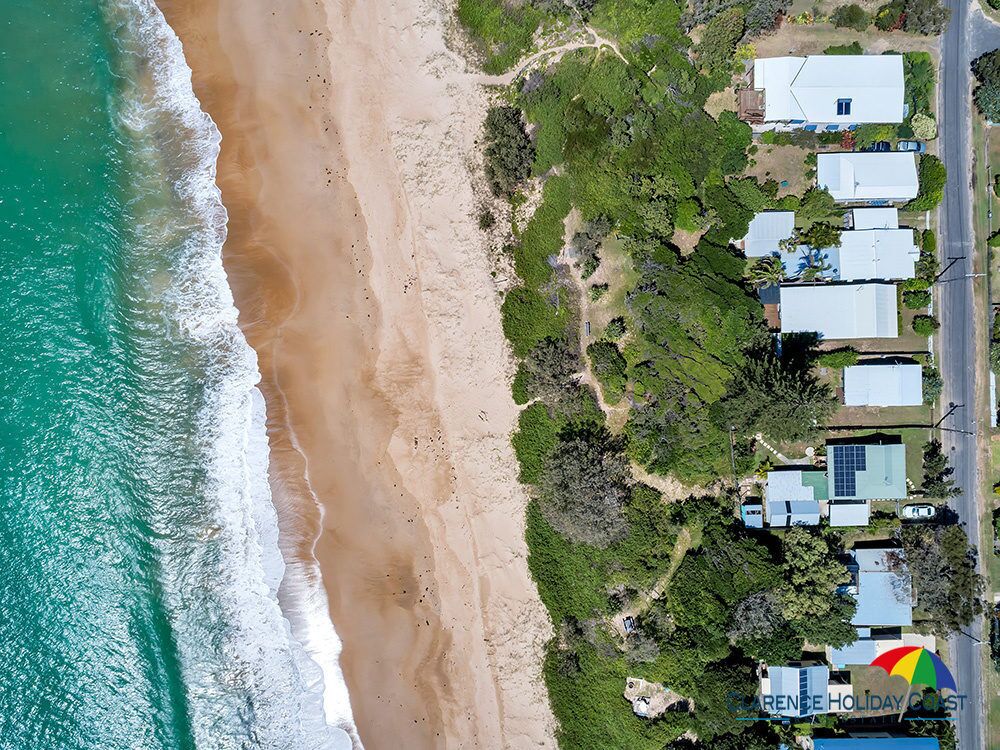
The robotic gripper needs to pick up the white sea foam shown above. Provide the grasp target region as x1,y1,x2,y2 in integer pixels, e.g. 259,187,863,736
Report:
108,1,361,747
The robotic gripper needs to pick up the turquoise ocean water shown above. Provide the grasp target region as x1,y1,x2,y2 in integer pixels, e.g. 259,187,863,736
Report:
0,2,354,748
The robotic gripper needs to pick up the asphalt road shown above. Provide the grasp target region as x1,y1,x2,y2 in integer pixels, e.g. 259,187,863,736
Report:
939,1,986,746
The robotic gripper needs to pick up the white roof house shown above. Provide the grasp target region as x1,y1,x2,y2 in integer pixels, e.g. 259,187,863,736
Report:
817,152,919,203
752,55,904,125
851,207,899,230
780,284,898,339
742,211,796,257
848,548,913,627
843,362,923,406
832,229,918,281
765,470,824,526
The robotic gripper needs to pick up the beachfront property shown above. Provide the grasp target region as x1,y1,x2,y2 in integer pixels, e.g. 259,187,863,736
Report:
754,439,906,528
763,468,825,527
779,283,898,339
827,629,935,668
759,663,852,717
827,440,907,526
842,547,914,627
738,55,904,129
741,211,918,281
817,152,919,203
843,361,923,407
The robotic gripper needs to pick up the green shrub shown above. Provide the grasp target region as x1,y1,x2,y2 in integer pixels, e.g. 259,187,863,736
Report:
590,283,609,301
903,289,932,309
910,112,937,140
514,175,573,287
695,8,746,73
605,316,627,339
824,41,864,55
854,123,898,150
912,314,940,336
512,403,561,484
907,155,946,211
457,0,547,75
815,347,859,368
903,277,931,291
512,364,531,404
923,365,943,404
901,0,950,35
501,286,565,356
587,341,628,404
831,4,871,29
988,229,1000,247
915,229,939,280
483,106,535,198
874,1,904,29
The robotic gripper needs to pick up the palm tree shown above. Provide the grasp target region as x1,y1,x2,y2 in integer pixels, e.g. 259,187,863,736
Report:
800,248,834,281
748,256,786,288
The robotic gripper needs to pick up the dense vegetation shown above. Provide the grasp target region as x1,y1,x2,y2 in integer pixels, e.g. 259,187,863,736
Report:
461,2,959,748
974,49,1000,122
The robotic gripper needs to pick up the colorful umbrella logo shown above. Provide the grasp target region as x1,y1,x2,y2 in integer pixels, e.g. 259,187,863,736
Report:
869,645,957,693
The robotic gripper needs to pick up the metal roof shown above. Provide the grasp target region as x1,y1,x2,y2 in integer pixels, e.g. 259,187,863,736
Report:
852,207,899,230
844,363,923,406
829,636,878,666
764,665,831,717
743,211,796,257
850,548,913,627
828,443,907,499
754,55,904,124
829,500,871,526
817,152,919,203
767,500,822,527
779,283,898,339
834,229,918,281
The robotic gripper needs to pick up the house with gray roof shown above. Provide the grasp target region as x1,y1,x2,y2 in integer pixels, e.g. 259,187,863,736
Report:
844,361,923,406
813,738,939,749
764,469,825,527
779,283,898,339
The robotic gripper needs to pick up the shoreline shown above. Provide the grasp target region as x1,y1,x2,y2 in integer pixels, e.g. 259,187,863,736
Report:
154,0,557,747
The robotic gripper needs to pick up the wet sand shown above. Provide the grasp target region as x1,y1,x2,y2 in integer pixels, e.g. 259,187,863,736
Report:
155,0,556,747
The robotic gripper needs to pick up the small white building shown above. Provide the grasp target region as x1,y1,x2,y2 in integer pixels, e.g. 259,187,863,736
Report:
843,362,923,406
851,207,900,230
780,283,898,339
833,228,918,281
748,55,904,128
817,152,919,203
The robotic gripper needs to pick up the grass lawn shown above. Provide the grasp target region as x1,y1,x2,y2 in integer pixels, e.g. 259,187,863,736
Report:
744,143,811,197
753,20,938,58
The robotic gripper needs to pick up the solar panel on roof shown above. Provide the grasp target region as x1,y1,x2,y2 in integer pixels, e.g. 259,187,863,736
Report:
833,445,866,497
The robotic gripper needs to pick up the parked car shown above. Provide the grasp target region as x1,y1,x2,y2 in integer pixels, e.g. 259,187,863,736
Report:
901,503,937,520
897,140,927,153
861,140,891,153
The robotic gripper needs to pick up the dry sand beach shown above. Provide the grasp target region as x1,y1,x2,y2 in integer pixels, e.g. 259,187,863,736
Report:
155,0,557,747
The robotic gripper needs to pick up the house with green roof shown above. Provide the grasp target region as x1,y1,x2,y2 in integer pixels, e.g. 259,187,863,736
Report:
826,441,907,526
